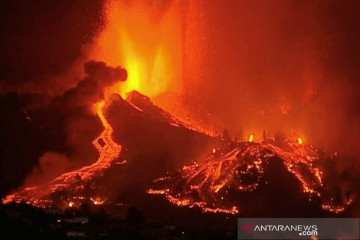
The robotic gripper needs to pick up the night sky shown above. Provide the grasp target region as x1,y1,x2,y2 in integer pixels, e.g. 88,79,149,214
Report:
0,0,105,92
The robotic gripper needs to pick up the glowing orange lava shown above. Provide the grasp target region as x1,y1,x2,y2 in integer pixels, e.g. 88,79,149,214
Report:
2,99,123,208
92,100,122,168
149,137,349,214
92,0,183,99
90,197,105,206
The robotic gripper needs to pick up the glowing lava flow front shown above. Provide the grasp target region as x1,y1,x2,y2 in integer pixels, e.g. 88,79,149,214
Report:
91,100,122,170
2,100,123,208
148,138,351,215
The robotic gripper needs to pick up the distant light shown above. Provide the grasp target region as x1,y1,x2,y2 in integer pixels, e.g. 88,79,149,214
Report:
298,137,303,145
212,148,216,154
68,202,74,207
249,134,254,142
90,197,104,205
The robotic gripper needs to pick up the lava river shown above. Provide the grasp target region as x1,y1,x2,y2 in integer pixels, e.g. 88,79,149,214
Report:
148,137,351,215
2,100,123,208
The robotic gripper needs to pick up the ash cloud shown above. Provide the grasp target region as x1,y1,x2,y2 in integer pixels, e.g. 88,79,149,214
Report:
53,61,127,110
31,60,127,183
0,60,127,195
23,152,72,187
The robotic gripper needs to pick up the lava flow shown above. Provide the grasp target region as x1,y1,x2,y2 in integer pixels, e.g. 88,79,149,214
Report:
148,137,351,215
2,100,123,208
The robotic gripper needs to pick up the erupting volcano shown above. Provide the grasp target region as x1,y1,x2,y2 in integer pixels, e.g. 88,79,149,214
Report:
2,82,354,216
1,3,360,240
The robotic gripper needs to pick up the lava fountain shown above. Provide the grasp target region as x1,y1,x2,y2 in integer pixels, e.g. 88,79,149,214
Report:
91,0,184,98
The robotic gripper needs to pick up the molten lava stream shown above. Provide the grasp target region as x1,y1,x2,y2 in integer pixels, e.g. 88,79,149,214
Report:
148,137,349,215
90,100,121,169
2,100,122,207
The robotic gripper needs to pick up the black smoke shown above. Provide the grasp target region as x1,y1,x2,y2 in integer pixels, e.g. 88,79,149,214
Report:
0,61,126,196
